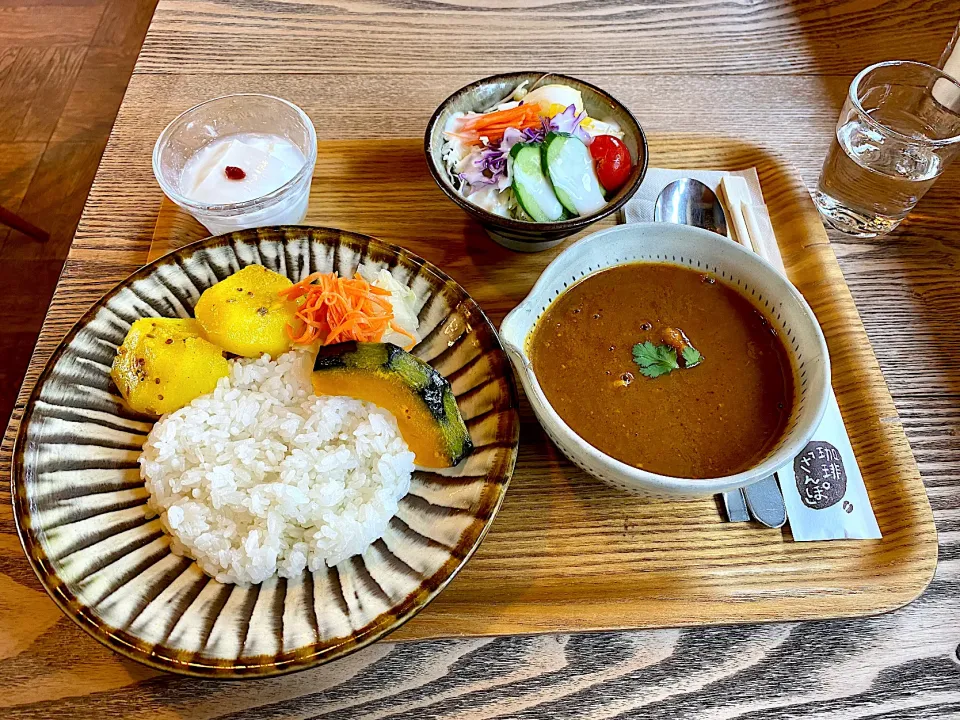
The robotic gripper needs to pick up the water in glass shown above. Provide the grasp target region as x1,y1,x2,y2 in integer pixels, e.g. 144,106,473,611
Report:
814,62,960,237
816,112,941,236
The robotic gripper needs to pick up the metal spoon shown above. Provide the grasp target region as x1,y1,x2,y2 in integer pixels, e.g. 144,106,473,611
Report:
653,179,785,528
742,477,788,528
654,178,728,235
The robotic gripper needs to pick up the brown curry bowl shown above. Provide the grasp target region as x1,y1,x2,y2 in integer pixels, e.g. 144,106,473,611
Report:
424,72,648,252
500,222,832,499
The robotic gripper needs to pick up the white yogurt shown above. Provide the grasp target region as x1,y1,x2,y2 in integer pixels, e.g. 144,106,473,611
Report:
175,132,312,234
181,133,305,205
154,95,318,236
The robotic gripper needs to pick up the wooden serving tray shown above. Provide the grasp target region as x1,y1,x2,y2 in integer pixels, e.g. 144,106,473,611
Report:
149,135,937,639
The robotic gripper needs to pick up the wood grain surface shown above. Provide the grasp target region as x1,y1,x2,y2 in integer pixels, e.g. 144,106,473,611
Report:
0,0,158,438
145,136,937,640
2,0,959,717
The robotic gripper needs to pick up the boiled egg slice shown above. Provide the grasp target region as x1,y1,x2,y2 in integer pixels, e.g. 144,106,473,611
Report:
521,84,585,117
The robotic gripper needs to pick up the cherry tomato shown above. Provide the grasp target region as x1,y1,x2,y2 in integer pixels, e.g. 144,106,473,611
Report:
589,135,632,192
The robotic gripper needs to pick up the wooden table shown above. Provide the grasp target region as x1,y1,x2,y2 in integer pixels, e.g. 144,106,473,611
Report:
2,1,959,716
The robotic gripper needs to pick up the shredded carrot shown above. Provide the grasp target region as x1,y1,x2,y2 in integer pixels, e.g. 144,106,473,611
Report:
445,103,543,145
279,272,416,349
455,104,540,131
389,321,416,346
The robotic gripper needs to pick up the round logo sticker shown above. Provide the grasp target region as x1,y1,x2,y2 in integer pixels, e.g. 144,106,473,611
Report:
794,440,847,510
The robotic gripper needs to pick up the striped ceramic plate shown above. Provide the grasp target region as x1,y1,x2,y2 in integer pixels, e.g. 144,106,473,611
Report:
12,226,519,678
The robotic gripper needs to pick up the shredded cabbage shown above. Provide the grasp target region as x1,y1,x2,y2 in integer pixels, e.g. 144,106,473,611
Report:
358,267,421,348
440,87,624,220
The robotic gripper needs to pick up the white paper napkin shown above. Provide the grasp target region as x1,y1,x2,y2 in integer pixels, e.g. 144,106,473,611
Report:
621,167,881,540
623,168,764,225
623,168,779,269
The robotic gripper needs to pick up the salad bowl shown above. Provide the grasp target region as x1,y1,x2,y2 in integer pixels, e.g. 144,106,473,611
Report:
425,72,648,252
500,222,831,498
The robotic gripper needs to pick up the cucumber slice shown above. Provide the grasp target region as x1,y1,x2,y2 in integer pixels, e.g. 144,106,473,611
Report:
542,132,607,216
510,142,564,222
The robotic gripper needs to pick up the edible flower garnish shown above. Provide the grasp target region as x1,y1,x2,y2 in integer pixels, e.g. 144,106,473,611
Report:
549,104,592,145
279,271,416,348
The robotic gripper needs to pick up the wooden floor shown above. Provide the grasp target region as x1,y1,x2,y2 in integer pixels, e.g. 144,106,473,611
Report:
0,0,157,429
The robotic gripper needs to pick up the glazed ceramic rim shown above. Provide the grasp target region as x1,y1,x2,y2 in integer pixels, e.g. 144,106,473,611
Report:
12,226,519,678
423,72,649,233
501,222,832,494
152,93,319,214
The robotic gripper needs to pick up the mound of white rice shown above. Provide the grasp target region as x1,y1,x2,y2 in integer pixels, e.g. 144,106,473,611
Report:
139,349,415,585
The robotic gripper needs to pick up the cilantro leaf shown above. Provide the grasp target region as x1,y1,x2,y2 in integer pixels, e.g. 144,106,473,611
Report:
632,341,679,378
682,345,703,368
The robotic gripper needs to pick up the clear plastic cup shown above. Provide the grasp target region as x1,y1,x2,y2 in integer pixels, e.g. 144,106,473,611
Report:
152,94,317,235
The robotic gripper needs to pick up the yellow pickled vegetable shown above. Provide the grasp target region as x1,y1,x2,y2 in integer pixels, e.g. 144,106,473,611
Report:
111,318,229,416
194,265,301,358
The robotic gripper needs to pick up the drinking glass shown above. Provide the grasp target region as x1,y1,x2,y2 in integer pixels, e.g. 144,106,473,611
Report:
153,94,317,235
814,61,960,237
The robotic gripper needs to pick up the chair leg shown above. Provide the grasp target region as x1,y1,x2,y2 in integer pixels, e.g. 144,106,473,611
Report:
0,205,50,242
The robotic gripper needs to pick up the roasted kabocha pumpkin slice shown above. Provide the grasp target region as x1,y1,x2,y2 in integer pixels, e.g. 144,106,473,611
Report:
312,342,473,468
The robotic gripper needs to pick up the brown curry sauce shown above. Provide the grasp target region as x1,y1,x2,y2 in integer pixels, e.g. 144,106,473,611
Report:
529,263,794,479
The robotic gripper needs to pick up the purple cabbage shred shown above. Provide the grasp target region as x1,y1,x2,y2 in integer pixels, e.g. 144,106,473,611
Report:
458,103,592,193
